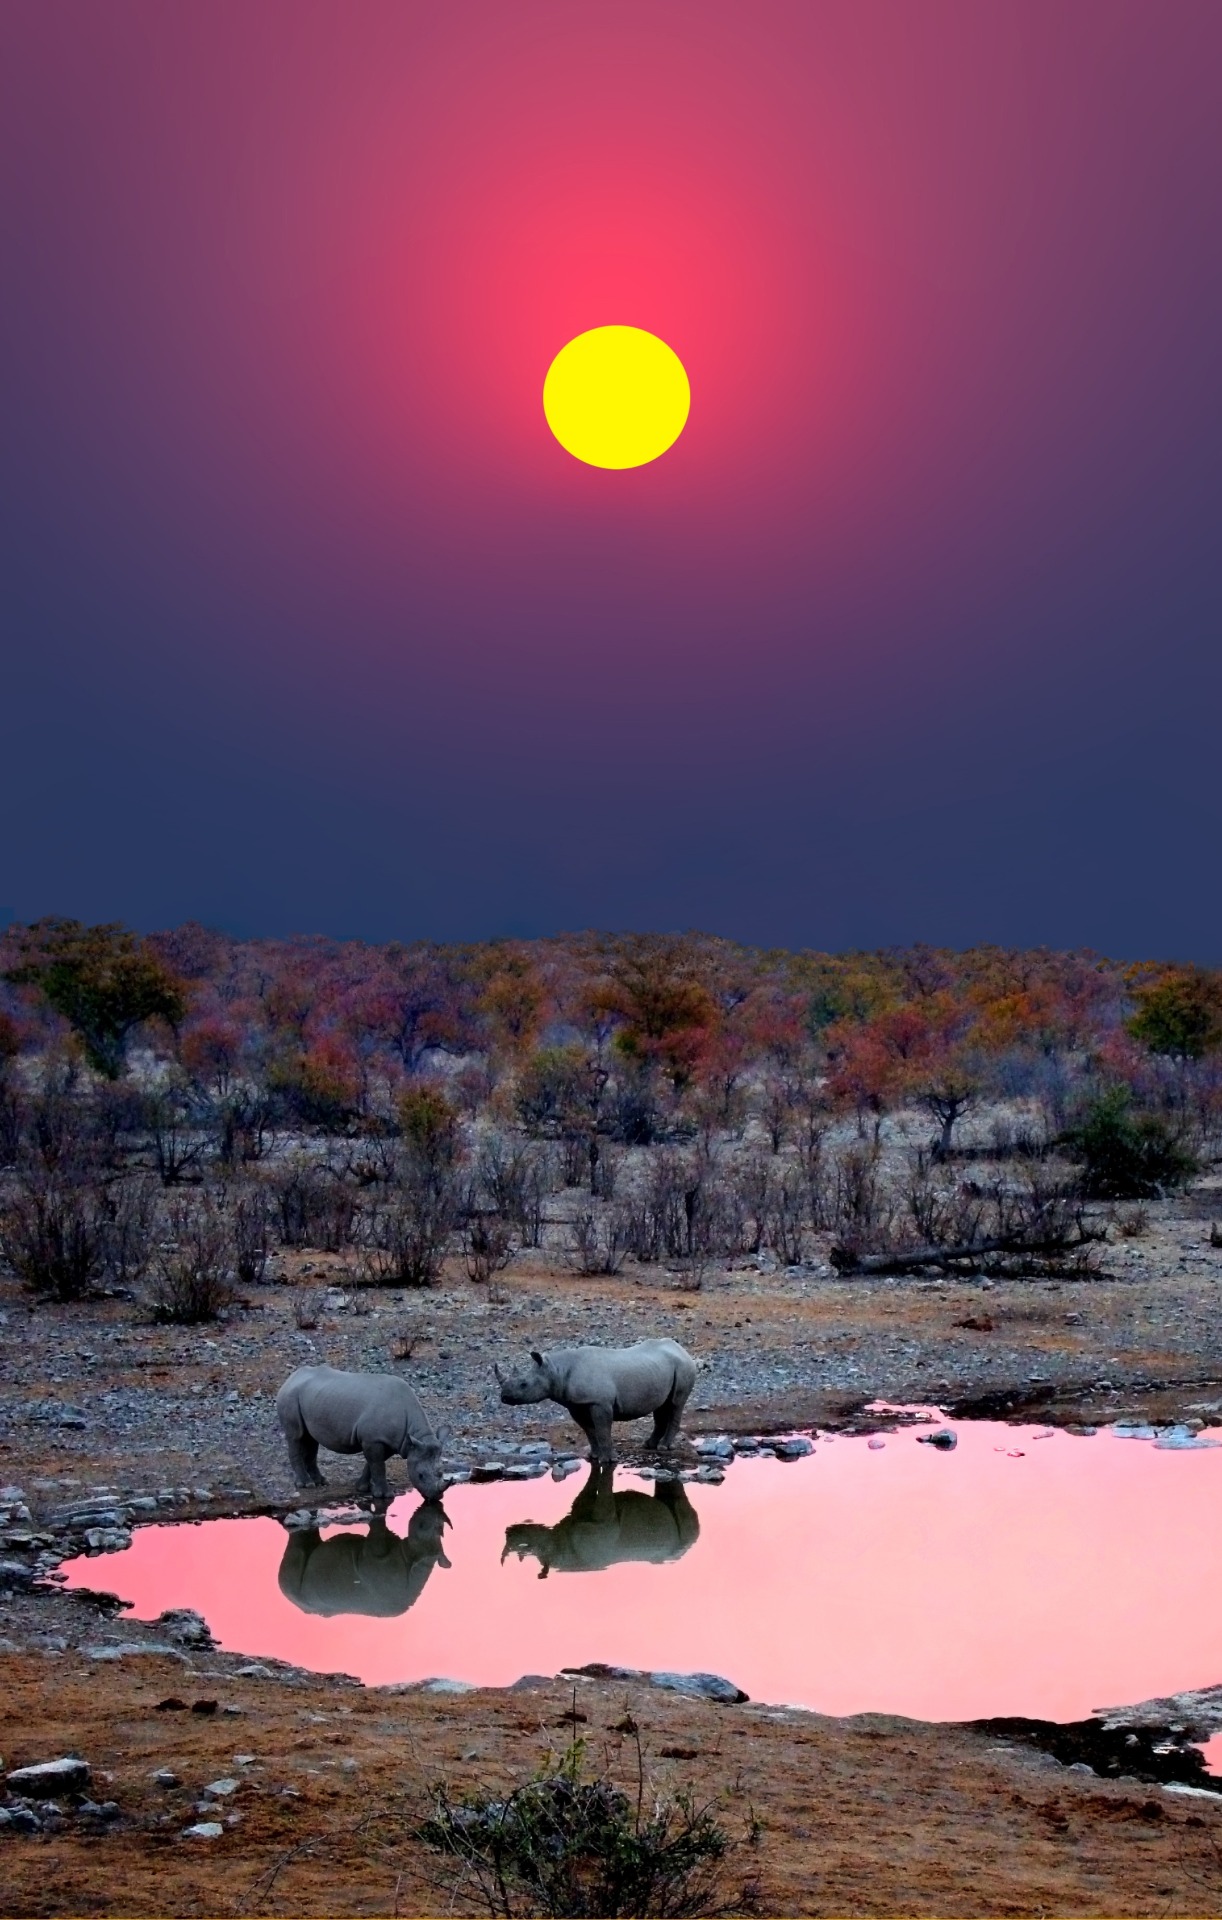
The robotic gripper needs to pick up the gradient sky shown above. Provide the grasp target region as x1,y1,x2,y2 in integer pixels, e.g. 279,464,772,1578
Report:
2,1,1220,954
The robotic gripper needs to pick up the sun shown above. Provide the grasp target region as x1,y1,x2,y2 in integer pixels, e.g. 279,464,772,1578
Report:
543,326,690,469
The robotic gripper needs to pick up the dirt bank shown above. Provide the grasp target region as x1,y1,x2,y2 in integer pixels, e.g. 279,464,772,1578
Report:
3,1648,1222,1917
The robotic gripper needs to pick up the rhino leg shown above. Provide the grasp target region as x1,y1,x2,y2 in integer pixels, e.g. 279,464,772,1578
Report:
356,1443,390,1502
587,1403,615,1466
653,1374,693,1450
287,1431,326,1490
646,1390,675,1450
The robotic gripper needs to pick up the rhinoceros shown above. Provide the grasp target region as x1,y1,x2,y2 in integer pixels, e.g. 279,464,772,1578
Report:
503,1465,699,1578
278,1504,450,1617
275,1363,445,1502
496,1338,696,1464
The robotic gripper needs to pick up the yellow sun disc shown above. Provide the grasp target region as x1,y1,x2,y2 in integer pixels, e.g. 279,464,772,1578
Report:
543,325,690,469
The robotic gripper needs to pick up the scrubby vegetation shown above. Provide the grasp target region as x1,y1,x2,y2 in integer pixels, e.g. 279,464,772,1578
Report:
0,919,1219,1310
419,1729,751,1917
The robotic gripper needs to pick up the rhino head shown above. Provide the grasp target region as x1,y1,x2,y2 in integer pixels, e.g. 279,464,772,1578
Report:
405,1429,447,1503
502,1522,554,1577
495,1349,551,1405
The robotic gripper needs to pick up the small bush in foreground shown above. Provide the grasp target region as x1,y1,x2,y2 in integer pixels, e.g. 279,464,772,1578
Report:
419,1734,752,1918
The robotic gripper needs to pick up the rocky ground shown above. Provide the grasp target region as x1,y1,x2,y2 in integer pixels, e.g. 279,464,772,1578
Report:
3,1175,1222,1913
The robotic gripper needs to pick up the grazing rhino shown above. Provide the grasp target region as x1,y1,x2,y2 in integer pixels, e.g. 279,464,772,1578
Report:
275,1363,445,1502
496,1338,696,1464
278,1504,450,1617
503,1464,699,1578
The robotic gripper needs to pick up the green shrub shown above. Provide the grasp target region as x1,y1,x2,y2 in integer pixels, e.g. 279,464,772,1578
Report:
1065,1089,1197,1199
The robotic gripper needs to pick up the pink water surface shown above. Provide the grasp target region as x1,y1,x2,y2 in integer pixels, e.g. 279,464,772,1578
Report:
60,1422,1222,1724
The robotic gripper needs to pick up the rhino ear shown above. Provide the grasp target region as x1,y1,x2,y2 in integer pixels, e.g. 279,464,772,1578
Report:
531,1348,545,1366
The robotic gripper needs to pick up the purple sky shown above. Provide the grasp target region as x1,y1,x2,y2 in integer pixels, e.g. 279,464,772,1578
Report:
2,1,1220,954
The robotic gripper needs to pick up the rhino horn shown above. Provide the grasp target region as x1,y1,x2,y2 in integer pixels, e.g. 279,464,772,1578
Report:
494,1363,505,1384
530,1348,544,1365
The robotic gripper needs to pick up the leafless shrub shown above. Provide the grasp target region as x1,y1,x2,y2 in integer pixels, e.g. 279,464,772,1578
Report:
1118,1204,1150,1239
761,1166,811,1266
463,1214,514,1284
477,1136,551,1247
97,1175,157,1288
221,1186,269,1285
823,1140,889,1258
389,1324,418,1361
212,1088,274,1166
272,1158,358,1250
570,1206,630,1276
148,1197,234,1323
0,1174,107,1300
360,1165,458,1288
831,1152,1101,1277
150,1090,206,1186
728,1155,773,1256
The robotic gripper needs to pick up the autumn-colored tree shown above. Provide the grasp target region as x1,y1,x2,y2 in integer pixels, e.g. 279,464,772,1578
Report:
602,935,718,1089
477,948,544,1058
179,1014,245,1099
397,1083,460,1169
4,919,185,1078
1127,968,1222,1060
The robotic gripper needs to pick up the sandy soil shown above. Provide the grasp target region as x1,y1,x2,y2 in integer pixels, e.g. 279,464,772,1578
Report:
5,1177,1222,1912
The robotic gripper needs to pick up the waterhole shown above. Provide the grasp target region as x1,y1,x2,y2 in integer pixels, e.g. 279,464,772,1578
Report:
60,1419,1222,1725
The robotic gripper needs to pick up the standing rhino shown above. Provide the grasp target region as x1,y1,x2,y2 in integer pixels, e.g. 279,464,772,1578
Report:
503,1464,699,1578
278,1504,451,1617
496,1338,696,1464
275,1363,445,1502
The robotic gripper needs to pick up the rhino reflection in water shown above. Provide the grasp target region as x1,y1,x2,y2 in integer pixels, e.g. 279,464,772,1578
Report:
278,1503,451,1617
503,1466,699,1578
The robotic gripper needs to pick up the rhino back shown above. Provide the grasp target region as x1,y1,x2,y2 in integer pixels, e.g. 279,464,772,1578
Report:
555,1341,691,1418
294,1366,429,1453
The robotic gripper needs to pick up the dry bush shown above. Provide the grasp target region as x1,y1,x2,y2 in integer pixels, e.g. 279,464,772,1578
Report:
360,1164,458,1288
830,1151,1100,1278
96,1175,157,1289
418,1731,751,1919
761,1166,811,1266
570,1206,630,1276
463,1214,514,1284
229,1186,271,1284
149,1088,207,1186
476,1136,551,1246
272,1157,358,1249
148,1197,235,1323
0,1175,106,1301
